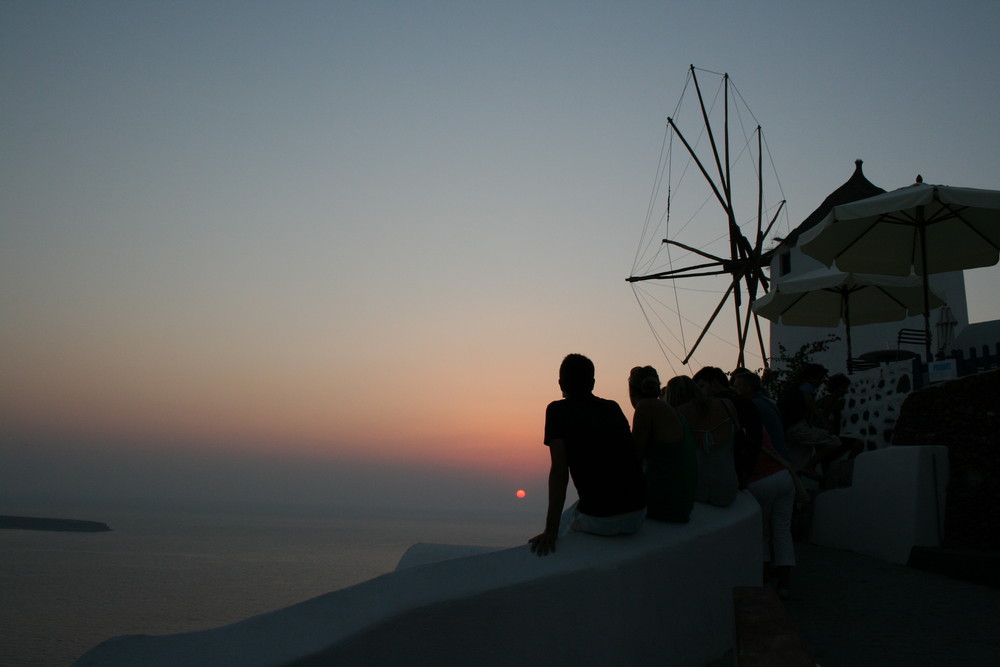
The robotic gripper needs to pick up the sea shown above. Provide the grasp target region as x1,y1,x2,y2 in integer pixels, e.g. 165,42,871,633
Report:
0,499,538,667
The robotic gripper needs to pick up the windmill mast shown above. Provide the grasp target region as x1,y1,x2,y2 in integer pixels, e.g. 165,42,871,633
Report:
627,65,783,369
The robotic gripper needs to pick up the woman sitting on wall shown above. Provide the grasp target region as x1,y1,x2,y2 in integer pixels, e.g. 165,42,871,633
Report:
629,366,698,523
664,375,739,508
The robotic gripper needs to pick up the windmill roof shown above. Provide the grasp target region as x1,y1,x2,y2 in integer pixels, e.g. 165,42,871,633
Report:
776,159,885,250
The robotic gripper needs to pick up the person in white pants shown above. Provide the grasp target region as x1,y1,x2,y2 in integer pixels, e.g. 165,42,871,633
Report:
747,443,797,598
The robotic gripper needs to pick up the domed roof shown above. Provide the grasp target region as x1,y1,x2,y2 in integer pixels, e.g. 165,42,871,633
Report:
776,160,885,250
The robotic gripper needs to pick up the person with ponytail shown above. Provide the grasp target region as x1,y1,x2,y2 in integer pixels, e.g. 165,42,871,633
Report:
629,366,698,523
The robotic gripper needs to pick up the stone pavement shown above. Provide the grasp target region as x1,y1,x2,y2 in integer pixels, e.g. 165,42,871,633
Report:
779,542,1000,667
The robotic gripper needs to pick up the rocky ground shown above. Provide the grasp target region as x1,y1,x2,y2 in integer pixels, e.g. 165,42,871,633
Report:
893,369,1000,550
784,541,1000,667
706,541,1000,667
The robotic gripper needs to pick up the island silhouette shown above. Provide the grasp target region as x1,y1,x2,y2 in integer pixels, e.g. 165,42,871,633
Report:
0,515,111,532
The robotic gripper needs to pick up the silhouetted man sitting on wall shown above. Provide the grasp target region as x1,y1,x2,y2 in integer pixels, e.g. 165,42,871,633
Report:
529,354,646,556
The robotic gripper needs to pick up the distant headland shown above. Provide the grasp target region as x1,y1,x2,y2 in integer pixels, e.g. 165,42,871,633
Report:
0,515,112,532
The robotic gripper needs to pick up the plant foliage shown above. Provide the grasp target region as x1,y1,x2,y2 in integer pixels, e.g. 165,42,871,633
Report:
759,334,840,400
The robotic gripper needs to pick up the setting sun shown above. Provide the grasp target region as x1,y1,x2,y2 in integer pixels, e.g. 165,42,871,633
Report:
516,489,526,498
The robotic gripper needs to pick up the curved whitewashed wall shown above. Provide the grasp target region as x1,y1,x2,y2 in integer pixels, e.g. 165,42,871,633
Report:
811,445,948,564
74,494,761,667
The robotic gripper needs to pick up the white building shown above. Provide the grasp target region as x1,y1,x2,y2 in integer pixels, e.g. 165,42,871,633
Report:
763,160,983,376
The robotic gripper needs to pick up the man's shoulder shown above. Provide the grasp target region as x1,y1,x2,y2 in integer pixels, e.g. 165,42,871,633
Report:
549,395,625,419
549,394,621,407
590,395,628,416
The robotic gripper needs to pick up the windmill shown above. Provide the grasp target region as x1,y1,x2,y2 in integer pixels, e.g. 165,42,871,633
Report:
628,65,787,372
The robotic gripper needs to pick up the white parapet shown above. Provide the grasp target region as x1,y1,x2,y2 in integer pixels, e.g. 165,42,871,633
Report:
74,493,761,667
811,445,949,564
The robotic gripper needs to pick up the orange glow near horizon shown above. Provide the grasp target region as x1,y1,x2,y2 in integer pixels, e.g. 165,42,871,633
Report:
0,335,571,482
1,288,712,493
2,376,549,483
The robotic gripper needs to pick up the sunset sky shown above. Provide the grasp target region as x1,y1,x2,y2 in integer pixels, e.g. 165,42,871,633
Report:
3,2,998,516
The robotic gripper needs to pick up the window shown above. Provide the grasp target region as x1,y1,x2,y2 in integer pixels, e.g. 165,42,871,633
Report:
779,252,791,276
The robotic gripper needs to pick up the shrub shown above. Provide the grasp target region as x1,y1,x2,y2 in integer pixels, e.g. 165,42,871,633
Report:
759,334,840,400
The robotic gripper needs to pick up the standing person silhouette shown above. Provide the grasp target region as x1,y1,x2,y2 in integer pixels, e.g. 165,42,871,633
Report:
529,354,646,556
731,369,791,461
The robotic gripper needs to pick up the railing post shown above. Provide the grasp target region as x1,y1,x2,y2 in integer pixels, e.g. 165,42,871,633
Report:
911,355,924,390
952,348,967,376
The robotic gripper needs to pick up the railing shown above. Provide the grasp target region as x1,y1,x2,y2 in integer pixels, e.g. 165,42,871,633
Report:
910,342,1000,389
835,343,996,446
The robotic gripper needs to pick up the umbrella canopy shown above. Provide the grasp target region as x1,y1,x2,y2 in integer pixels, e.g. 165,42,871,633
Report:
752,269,946,365
798,182,1000,359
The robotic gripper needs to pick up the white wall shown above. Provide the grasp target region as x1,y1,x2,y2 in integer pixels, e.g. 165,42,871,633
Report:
810,446,948,564
74,494,762,667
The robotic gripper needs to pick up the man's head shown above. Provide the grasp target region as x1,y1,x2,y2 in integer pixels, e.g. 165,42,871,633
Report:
628,366,661,403
801,363,828,384
731,369,761,399
559,354,596,398
692,366,729,396
664,375,701,407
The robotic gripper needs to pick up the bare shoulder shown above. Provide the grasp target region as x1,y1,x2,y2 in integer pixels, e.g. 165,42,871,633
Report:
717,396,737,418
643,398,684,436
676,400,699,418
637,397,675,419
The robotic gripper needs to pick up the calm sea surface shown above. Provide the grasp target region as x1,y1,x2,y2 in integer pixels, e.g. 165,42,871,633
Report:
1,501,536,667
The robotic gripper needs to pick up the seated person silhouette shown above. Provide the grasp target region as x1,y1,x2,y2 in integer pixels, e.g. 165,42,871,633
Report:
629,365,697,523
664,375,739,508
529,354,646,556
781,363,842,480
693,366,763,489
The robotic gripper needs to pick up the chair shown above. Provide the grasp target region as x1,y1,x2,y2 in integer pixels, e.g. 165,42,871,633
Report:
897,328,930,350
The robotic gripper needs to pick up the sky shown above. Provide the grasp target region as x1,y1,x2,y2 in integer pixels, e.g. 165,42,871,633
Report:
3,1,998,517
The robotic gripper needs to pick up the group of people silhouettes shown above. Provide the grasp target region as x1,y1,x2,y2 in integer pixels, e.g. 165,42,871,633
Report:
528,353,858,598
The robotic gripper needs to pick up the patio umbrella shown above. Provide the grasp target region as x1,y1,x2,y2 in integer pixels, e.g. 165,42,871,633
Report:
798,181,1000,360
752,269,945,367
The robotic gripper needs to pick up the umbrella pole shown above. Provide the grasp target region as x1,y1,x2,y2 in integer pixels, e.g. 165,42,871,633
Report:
919,211,933,361
922,285,932,361
844,294,854,373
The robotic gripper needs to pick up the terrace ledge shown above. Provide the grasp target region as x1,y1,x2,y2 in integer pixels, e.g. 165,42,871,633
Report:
75,492,761,667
